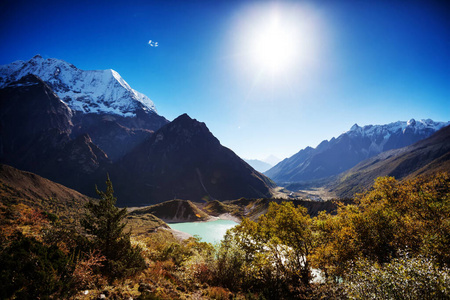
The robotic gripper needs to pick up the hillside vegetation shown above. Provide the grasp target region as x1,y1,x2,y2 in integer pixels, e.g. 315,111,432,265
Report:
0,170,449,299
0,164,91,224
131,199,210,223
199,198,346,222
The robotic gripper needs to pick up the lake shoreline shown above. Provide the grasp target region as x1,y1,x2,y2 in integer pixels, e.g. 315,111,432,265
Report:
164,213,241,225
208,213,241,223
170,228,193,240
169,218,239,243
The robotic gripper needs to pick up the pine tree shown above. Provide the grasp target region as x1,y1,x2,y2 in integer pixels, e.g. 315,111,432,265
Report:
81,175,145,280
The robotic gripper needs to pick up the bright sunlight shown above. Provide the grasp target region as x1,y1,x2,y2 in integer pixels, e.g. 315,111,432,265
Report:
251,18,298,74
230,2,326,82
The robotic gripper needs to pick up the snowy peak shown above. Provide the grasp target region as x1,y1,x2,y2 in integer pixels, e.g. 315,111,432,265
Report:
407,118,416,126
349,123,363,135
0,55,157,117
344,119,449,156
346,119,449,138
350,123,360,131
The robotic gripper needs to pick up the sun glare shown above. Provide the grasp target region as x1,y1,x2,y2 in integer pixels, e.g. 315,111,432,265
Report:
252,21,297,74
230,3,326,82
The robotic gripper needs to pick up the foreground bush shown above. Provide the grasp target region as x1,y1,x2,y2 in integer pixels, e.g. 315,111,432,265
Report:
0,232,74,299
344,253,450,299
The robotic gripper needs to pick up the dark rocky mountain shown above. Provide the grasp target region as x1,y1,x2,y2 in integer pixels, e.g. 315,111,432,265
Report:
111,114,275,206
265,119,449,185
0,56,169,197
0,75,110,194
329,125,450,198
0,74,72,163
70,113,156,161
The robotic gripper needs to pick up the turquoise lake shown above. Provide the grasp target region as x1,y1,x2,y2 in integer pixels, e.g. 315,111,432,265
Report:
169,219,238,244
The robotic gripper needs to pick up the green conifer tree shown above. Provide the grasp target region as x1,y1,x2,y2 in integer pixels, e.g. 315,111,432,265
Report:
81,175,145,280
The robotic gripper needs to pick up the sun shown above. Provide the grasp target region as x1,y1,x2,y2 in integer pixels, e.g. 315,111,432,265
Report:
251,20,298,74
230,3,324,82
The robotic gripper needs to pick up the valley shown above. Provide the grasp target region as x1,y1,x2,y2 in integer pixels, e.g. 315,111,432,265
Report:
1,162,447,299
0,55,449,299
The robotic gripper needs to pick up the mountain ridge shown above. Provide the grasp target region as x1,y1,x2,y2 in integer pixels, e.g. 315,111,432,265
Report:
265,119,449,184
328,125,450,198
111,113,275,206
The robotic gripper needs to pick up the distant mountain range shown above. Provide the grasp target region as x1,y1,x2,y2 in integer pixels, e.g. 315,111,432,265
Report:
265,119,449,184
244,159,273,173
245,155,281,173
329,124,450,198
0,56,274,206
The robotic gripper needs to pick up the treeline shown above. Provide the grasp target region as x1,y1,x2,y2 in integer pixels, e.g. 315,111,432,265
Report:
0,173,449,299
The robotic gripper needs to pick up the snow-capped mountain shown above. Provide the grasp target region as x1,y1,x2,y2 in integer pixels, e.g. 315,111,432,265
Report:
346,119,447,155
265,119,450,184
0,55,169,163
330,124,450,198
0,55,155,117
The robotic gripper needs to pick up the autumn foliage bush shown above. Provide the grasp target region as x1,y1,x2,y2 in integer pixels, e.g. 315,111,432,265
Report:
0,232,74,299
213,202,315,299
345,253,450,299
72,250,107,289
313,172,450,279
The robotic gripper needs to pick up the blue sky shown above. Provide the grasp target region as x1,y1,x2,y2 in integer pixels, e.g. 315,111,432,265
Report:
1,0,449,160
